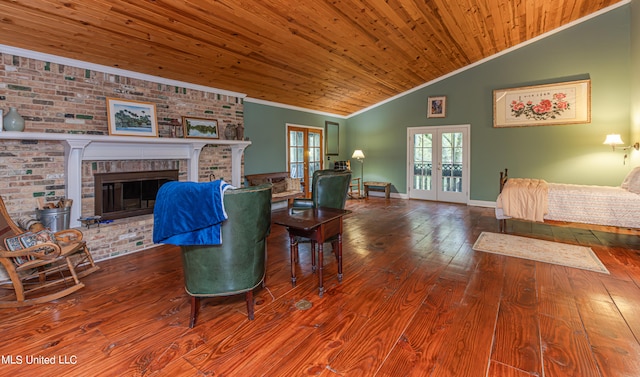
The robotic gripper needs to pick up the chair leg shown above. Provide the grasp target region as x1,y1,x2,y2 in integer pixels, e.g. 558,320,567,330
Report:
189,296,200,328
67,243,100,279
65,257,82,285
245,290,255,320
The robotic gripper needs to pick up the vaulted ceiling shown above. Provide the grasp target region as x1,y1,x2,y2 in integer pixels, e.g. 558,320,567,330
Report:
0,0,625,116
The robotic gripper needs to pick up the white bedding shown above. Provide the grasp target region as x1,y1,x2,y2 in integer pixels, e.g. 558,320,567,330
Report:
496,182,640,229
497,167,640,229
545,183,640,228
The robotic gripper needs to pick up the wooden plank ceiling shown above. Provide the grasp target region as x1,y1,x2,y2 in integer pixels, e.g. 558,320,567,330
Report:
0,0,624,116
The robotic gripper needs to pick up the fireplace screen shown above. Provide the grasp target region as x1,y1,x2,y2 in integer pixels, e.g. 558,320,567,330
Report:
94,170,178,220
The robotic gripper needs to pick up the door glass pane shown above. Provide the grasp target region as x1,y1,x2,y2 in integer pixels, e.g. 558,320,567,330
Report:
308,132,321,183
289,130,305,179
441,132,463,192
413,133,432,190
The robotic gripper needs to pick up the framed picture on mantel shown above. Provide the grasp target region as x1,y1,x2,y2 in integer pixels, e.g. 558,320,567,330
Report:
106,98,158,137
182,116,219,139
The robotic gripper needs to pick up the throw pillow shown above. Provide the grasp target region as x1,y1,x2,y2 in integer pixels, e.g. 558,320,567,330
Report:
5,232,34,265
4,230,58,265
285,178,301,192
272,180,287,194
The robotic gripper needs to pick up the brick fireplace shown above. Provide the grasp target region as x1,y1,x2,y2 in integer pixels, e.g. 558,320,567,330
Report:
0,132,249,266
0,48,250,282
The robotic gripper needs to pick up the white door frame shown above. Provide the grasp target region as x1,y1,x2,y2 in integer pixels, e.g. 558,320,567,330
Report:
406,124,470,204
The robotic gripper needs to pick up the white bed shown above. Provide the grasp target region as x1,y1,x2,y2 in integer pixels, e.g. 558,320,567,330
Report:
496,167,640,229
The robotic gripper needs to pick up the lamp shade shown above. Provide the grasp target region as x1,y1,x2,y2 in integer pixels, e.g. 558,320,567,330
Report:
603,134,624,146
352,149,365,159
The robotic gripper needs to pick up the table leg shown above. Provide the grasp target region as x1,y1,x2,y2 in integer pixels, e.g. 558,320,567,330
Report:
289,233,297,287
317,241,324,297
311,241,317,272
337,233,343,282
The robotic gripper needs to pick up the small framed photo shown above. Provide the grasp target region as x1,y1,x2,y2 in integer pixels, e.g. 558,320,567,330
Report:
182,116,219,139
427,96,446,118
106,98,158,137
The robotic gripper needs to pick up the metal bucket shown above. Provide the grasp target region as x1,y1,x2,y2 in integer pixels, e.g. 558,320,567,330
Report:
35,207,71,232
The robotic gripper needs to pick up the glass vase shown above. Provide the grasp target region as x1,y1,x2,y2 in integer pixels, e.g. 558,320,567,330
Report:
3,107,25,132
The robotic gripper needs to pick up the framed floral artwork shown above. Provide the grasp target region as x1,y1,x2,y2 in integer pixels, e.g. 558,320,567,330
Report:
106,98,158,137
493,79,591,127
427,96,446,118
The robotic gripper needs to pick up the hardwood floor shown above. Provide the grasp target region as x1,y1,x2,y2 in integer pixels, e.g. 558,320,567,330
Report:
1,198,640,376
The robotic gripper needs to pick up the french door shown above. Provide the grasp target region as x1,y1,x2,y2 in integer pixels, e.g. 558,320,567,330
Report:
407,125,469,203
287,125,323,197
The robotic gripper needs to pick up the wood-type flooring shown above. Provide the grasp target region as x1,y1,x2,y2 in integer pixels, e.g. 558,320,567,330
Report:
1,198,640,376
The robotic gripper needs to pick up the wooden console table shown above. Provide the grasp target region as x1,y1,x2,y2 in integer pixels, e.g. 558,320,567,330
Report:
272,207,350,297
364,181,391,199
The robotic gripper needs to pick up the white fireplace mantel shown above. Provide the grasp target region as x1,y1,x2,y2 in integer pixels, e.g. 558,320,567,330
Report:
0,132,251,227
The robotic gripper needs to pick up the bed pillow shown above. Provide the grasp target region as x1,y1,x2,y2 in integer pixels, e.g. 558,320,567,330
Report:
621,166,640,193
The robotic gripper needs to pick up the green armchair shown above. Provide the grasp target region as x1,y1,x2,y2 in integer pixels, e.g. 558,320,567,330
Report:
180,184,272,328
291,169,352,211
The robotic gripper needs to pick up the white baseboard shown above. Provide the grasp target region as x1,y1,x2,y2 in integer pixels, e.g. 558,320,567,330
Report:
468,199,497,208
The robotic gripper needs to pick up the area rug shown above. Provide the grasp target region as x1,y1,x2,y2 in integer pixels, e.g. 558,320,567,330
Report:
472,232,609,274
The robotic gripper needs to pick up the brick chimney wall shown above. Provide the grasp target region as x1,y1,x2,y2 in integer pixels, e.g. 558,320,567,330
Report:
0,53,244,267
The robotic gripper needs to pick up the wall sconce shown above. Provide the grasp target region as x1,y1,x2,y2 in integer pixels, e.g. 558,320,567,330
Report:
603,134,639,164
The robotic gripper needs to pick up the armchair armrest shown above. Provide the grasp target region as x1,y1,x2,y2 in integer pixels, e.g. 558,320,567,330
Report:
291,198,313,213
54,228,84,243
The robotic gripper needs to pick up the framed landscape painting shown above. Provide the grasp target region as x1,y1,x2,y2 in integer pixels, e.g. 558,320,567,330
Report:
493,79,591,127
107,98,158,137
182,116,219,139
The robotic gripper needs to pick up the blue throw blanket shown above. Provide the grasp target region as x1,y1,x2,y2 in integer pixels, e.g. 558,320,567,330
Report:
153,180,234,246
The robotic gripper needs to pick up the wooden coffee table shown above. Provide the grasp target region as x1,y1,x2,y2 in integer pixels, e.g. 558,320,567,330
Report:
272,207,350,297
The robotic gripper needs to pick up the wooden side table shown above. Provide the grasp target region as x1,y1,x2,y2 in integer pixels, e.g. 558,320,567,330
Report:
364,181,391,199
272,207,350,297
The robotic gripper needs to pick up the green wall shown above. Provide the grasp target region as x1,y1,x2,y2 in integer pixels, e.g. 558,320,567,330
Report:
243,102,345,175
244,4,634,202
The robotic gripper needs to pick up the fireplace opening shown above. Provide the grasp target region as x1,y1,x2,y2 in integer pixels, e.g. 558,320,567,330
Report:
94,170,178,220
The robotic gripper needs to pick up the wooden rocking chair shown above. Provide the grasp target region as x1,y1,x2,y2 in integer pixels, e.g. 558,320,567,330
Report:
0,196,99,308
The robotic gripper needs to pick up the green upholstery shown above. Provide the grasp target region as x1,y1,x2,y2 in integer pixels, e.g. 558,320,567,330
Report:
290,170,351,266
180,184,271,327
291,169,352,211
